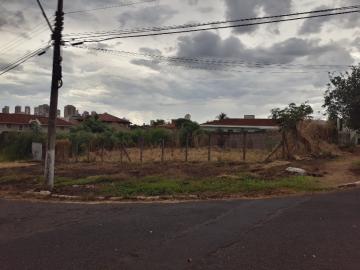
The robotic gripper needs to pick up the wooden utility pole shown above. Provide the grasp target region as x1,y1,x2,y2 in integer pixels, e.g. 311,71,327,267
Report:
44,0,64,190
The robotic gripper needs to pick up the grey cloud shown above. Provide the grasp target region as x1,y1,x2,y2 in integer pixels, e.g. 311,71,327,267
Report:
176,32,354,65
187,0,199,6
299,4,360,35
131,59,162,70
298,5,333,35
177,32,245,58
117,5,177,27
0,8,26,29
224,0,292,34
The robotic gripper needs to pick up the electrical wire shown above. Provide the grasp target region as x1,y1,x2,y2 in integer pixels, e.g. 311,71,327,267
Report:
64,9,360,43
64,0,156,15
68,45,351,74
0,17,54,55
64,4,360,39
0,45,51,76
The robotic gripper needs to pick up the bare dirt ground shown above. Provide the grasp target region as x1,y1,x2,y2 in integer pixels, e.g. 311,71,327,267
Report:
0,147,358,198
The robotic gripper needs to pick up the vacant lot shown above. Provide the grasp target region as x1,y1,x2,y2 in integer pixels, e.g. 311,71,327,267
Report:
0,160,327,199
76,147,270,163
0,147,358,200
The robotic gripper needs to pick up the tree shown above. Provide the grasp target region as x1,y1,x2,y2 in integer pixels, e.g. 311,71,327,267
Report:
217,113,228,120
72,115,111,134
323,66,360,131
271,102,313,132
150,119,166,127
268,102,313,160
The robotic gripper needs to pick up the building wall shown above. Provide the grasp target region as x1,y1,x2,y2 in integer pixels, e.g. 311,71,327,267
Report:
0,123,32,133
109,122,130,130
0,124,71,134
211,131,281,150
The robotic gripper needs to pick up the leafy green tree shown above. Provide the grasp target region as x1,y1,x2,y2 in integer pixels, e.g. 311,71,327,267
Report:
72,115,111,133
270,102,313,158
148,128,172,145
115,131,134,147
323,66,360,131
150,119,166,127
69,130,94,156
271,102,313,132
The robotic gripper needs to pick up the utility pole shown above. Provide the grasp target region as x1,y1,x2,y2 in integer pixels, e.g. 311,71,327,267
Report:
44,0,64,190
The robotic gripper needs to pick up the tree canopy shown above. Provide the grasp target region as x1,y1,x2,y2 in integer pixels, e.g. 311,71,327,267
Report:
271,102,313,132
323,65,360,131
72,115,111,134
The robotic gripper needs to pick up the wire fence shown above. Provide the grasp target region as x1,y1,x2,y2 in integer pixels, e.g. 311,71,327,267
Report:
55,131,282,164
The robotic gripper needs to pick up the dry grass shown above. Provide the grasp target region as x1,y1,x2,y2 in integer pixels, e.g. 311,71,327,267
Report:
80,147,269,163
299,120,341,156
0,162,37,169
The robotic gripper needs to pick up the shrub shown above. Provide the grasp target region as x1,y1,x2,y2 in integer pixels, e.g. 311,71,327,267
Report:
0,132,45,161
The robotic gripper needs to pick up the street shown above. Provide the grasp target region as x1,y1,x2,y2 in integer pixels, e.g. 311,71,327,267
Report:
1,189,360,270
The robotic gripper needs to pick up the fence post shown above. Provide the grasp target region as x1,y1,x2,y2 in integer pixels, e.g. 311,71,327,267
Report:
282,132,286,159
101,144,104,164
208,133,211,162
140,136,144,164
120,144,123,164
161,139,165,163
185,133,189,162
87,142,91,163
242,131,247,161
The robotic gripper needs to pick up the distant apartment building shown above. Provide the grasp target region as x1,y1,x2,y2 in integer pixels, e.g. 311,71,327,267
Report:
2,106,9,114
25,106,31,115
57,110,61,117
34,104,50,117
15,106,22,114
82,111,90,117
64,105,77,119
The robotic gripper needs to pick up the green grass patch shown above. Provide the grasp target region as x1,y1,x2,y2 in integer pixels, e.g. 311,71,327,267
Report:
96,175,325,197
54,175,113,188
0,174,35,184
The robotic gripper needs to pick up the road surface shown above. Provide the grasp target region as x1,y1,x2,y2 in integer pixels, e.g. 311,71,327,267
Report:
1,189,360,270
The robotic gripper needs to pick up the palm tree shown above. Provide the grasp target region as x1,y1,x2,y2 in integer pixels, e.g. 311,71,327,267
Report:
217,113,228,120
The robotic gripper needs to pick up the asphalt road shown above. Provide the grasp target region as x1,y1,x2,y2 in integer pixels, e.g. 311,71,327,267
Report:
1,189,360,270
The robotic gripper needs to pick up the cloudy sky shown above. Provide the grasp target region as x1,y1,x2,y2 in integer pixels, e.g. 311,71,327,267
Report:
0,0,359,124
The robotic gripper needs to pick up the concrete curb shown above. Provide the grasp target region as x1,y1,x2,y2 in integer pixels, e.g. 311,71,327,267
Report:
338,181,360,189
23,191,201,202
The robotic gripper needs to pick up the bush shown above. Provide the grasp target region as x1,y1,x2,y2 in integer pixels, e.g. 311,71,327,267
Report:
0,132,45,161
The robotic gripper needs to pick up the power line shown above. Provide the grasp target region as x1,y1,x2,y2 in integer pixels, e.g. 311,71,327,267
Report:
64,9,360,43
0,45,51,76
0,18,54,55
68,45,351,73
64,4,360,39
0,45,49,72
64,0,156,15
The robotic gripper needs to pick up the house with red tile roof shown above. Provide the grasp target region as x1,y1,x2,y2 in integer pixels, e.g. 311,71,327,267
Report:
97,113,131,130
0,113,73,134
69,113,131,130
201,116,279,133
